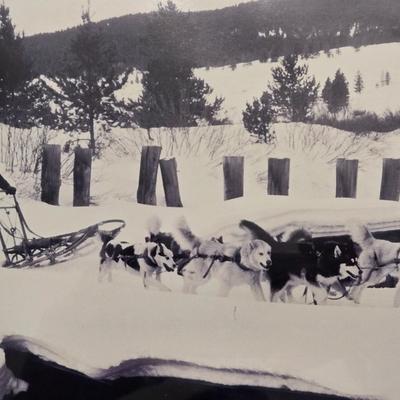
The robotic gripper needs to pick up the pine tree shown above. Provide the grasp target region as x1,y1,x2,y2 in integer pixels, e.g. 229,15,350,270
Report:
242,92,275,143
322,78,332,105
268,54,319,122
325,69,349,114
0,4,34,127
133,2,225,130
354,71,364,93
45,7,130,152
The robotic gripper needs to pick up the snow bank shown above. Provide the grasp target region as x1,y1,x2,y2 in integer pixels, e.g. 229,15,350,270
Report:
0,246,399,399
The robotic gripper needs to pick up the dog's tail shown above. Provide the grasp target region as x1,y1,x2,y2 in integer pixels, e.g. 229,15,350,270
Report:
285,227,313,243
97,231,115,245
347,220,374,248
97,231,114,260
147,215,161,235
239,220,277,247
177,217,201,249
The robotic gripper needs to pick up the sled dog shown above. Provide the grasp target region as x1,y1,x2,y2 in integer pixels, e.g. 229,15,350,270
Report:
348,221,400,304
98,231,176,291
177,218,272,301
239,220,359,304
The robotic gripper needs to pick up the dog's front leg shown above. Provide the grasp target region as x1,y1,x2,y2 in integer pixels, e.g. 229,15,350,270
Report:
251,280,266,302
98,259,110,283
263,279,271,302
285,285,295,303
310,284,328,305
140,269,149,289
348,285,364,304
271,290,283,302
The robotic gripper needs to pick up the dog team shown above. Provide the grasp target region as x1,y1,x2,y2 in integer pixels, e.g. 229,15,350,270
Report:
98,216,400,305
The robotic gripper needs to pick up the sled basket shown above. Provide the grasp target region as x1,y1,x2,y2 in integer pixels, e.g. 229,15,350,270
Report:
0,192,125,268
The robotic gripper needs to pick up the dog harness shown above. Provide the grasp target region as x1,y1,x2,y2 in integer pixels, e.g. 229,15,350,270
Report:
356,248,400,284
180,250,262,279
119,248,169,271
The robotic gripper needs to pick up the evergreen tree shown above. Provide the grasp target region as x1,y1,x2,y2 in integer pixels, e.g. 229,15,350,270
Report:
354,71,364,93
322,77,332,105
46,8,130,152
0,4,40,127
324,69,349,113
268,54,319,122
133,2,225,130
242,92,275,143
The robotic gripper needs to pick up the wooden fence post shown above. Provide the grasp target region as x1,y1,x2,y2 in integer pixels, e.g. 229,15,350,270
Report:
267,158,290,196
41,144,61,205
160,158,183,207
336,158,358,198
380,158,400,201
223,156,244,200
137,146,162,205
73,147,92,207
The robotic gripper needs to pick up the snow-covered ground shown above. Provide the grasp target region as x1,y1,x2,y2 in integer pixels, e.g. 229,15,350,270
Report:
117,43,400,123
1,199,400,399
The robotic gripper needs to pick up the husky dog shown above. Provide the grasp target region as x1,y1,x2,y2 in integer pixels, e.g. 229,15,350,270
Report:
348,221,400,304
239,220,359,304
145,216,191,272
98,232,176,291
177,218,272,301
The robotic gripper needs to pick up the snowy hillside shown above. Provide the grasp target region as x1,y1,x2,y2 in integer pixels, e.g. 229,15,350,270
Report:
117,43,400,123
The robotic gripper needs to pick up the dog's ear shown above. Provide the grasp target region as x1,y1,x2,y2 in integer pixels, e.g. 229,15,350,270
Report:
334,245,342,258
249,241,257,251
217,236,223,244
240,242,252,262
150,245,158,259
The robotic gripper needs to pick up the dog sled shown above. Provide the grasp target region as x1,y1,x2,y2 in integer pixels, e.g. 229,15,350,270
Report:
0,193,125,268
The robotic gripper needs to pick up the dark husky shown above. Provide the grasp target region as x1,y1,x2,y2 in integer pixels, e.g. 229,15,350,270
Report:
239,220,359,304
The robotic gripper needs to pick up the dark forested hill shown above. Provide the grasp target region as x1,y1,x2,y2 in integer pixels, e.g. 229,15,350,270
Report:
24,0,400,75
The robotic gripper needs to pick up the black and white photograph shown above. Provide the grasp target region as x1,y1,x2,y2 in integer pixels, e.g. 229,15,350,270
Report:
0,0,400,399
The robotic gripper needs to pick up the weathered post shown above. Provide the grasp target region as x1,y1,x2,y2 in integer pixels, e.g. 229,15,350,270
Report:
41,144,61,205
380,158,400,201
336,158,358,198
160,158,183,207
267,158,290,196
137,146,162,205
223,156,244,200
73,147,92,207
